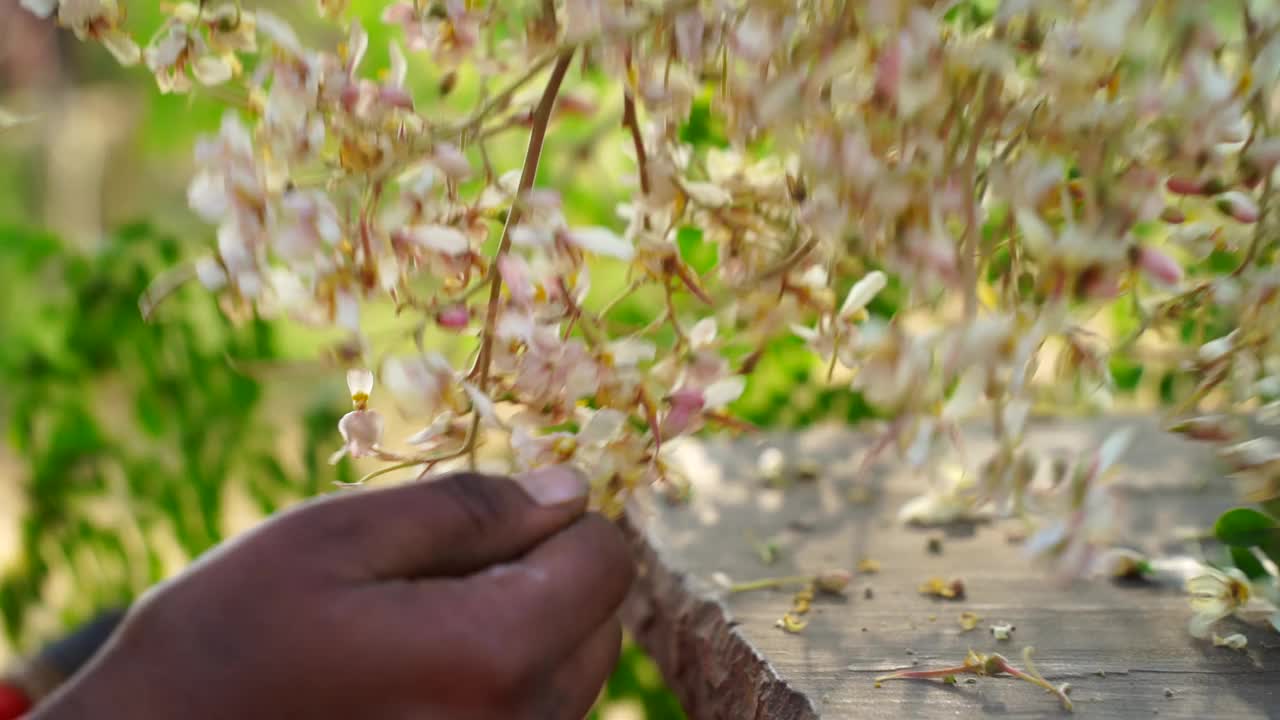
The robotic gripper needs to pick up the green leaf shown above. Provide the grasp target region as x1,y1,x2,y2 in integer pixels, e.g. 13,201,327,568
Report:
675,226,718,274
135,390,166,437
1230,546,1269,579
1214,507,1279,547
1205,249,1240,275
1159,372,1178,405
1108,356,1144,393
677,98,728,149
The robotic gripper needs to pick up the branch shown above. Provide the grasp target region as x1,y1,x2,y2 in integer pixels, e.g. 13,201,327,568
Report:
623,92,651,195
472,49,576,389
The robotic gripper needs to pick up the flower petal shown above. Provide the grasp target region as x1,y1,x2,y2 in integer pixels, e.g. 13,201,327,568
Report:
578,409,628,445
568,226,635,260
839,271,887,318
410,224,470,255
703,376,746,408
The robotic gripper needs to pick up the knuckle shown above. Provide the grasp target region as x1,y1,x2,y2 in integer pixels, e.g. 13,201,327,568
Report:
432,473,519,535
271,493,366,551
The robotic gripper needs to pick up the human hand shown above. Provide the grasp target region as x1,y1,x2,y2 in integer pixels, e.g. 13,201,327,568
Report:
33,467,634,720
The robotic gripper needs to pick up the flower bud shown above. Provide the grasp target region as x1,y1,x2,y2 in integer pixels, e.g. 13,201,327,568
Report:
435,304,470,331
1158,206,1186,224
1134,246,1183,286
1216,191,1260,223
1166,176,1225,196
1166,414,1243,442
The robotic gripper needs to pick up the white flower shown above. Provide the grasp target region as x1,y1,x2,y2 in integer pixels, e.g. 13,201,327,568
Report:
332,410,384,462
408,224,471,256
193,256,228,290
689,318,718,348
381,354,461,418
347,368,374,407
839,271,887,319
566,226,635,260
1187,567,1252,638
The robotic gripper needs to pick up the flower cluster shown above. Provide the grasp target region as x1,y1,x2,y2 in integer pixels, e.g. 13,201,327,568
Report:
27,0,1280,639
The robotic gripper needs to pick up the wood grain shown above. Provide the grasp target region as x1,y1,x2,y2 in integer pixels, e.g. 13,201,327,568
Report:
620,416,1280,719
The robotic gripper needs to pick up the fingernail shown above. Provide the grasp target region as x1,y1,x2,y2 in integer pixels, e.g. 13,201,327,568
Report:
516,465,588,506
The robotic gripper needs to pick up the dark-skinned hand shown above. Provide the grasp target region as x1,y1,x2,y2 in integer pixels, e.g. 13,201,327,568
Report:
31,467,635,720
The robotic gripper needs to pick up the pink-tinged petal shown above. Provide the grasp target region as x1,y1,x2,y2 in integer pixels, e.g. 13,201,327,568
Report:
1217,191,1260,223
379,86,414,110
673,8,705,63
409,224,470,255
381,1,415,25
874,37,904,102
337,409,384,459
340,82,363,114
662,388,706,438
498,254,534,305
1246,138,1280,174
433,143,472,180
1135,246,1183,286
435,304,470,330
1079,270,1121,300
1166,176,1223,196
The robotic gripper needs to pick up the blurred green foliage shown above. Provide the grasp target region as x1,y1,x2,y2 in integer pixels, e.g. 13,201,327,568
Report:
0,223,358,647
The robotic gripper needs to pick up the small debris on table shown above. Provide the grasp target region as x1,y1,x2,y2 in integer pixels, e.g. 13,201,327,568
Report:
776,613,808,633
1212,632,1248,651
919,576,966,600
814,569,852,593
857,558,881,574
926,537,944,554
1163,688,1175,698
991,622,1016,641
959,611,983,632
875,647,1073,711
753,538,780,566
794,459,820,480
863,586,874,600
757,447,785,485
848,485,874,504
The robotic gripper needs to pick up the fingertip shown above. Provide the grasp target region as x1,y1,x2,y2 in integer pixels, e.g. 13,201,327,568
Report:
514,465,589,508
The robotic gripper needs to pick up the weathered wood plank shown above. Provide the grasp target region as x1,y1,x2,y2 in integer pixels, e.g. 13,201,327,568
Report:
620,416,1280,719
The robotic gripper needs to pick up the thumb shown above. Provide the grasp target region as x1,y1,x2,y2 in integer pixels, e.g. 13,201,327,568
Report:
269,467,589,581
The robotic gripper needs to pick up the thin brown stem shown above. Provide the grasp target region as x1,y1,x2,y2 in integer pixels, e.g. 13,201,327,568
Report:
474,49,575,389
462,50,576,466
622,92,651,195
958,74,1000,319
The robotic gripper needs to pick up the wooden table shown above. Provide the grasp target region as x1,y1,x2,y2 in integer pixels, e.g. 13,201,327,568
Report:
620,416,1280,719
